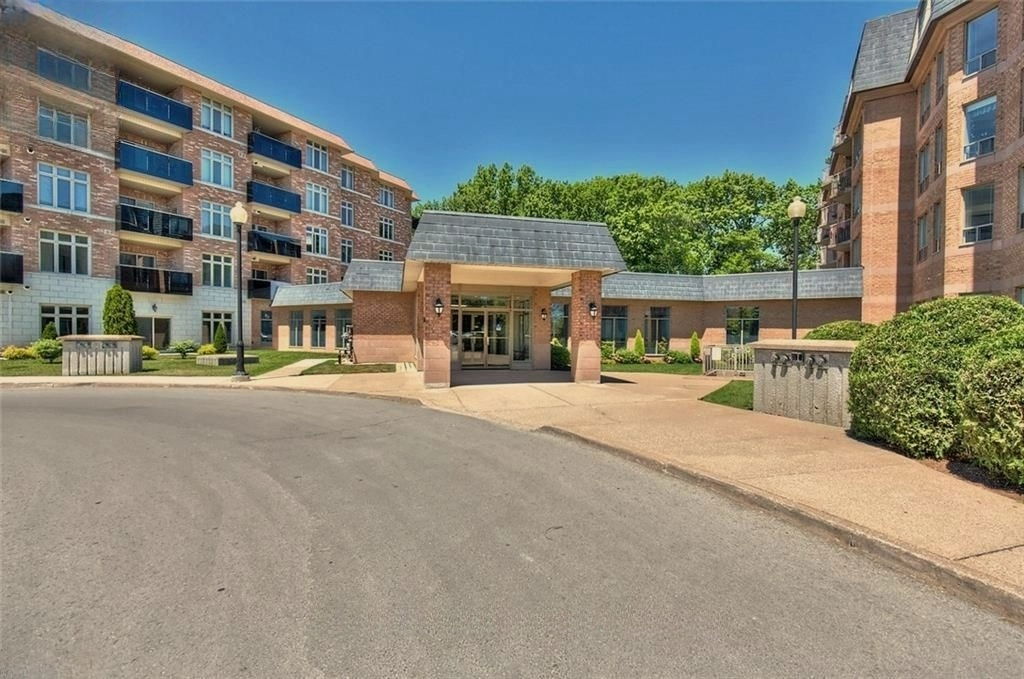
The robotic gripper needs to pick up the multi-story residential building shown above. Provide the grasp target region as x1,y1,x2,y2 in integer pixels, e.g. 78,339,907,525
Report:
820,0,1023,323
0,0,416,348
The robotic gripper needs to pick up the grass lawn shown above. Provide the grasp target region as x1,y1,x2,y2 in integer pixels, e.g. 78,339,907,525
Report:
700,380,754,410
0,350,331,378
301,362,396,376
601,360,702,375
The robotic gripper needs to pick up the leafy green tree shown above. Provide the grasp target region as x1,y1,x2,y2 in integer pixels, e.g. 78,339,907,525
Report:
690,332,701,362
40,322,58,340
213,323,228,354
102,284,137,335
633,329,645,356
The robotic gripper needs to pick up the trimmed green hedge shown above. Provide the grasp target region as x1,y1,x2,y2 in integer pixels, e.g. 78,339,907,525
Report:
849,296,1024,460
550,338,570,371
804,320,875,341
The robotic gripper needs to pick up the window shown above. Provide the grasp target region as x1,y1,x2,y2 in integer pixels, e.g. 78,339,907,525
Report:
38,104,87,147
378,186,395,208
1017,287,1024,306
341,238,353,264
335,308,352,348
1019,167,1024,230
851,237,861,267
306,141,328,172
38,163,88,213
725,307,759,345
645,307,670,354
305,182,329,214
964,97,997,159
965,9,998,76
200,200,233,238
852,184,862,217
201,253,233,287
289,310,303,347
259,310,273,344
378,249,394,261
311,310,327,348
852,128,863,166
340,165,355,190
1021,70,1024,136
919,75,931,123
119,195,156,209
40,305,89,336
119,252,155,268
963,185,994,243
378,216,395,240
252,269,268,280
600,305,628,349
305,226,329,256
39,230,89,275
551,303,570,344
917,215,929,262
340,200,354,227
306,267,328,285
918,144,930,191
935,51,945,100
933,202,944,253
200,148,233,188
37,49,89,91
200,97,233,137
201,311,232,345
933,126,945,176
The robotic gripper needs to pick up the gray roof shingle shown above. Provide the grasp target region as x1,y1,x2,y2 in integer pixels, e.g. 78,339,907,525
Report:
408,211,627,271
270,283,352,308
850,9,918,93
339,259,405,292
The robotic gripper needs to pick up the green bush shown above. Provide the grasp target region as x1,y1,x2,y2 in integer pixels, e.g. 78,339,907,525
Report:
959,349,1024,487
102,284,137,335
849,296,1024,459
2,345,37,360
213,323,228,354
612,349,644,364
600,341,615,361
197,343,218,356
663,350,689,364
32,339,62,363
550,338,570,371
689,331,701,361
142,345,159,360
40,322,58,340
170,339,200,359
633,329,645,356
804,320,876,341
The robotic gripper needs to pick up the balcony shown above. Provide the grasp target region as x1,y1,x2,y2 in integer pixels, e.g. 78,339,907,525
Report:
116,141,193,195
1,180,23,219
833,220,851,248
817,227,830,245
247,229,302,264
118,203,192,248
118,265,193,296
248,278,292,300
1,252,24,285
117,80,193,141
248,132,302,177
247,180,301,220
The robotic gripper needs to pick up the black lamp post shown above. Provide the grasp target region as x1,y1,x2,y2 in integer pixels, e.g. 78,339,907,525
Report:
787,196,807,339
230,201,250,381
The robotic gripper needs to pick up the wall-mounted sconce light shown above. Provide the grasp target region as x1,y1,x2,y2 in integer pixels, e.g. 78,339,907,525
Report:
540,308,548,322
588,302,598,318
434,298,444,316
151,303,158,312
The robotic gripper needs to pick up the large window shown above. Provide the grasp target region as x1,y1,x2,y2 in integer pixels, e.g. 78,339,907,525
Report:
39,230,89,275
306,182,329,214
306,267,328,285
201,148,233,188
933,202,944,253
963,185,994,244
935,51,945,100
289,310,303,347
260,310,273,344
852,128,863,166
601,305,628,349
38,163,88,212
551,303,569,345
200,200,233,238
341,238,353,264
311,310,327,348
41,305,90,336
200,97,233,137
307,141,329,172
917,144,930,191
1018,167,1024,230
37,49,90,91
340,200,354,227
38,104,88,147
852,184,862,217
933,126,945,176
919,75,931,124
917,215,929,261
340,165,355,190
201,253,233,287
964,97,997,159
306,226,329,256
378,186,395,208
725,306,759,345
201,311,232,345
119,252,155,268
378,216,395,240
645,307,670,354
964,9,998,76
335,308,352,348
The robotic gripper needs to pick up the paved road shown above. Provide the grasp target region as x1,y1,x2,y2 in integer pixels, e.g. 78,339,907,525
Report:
2,389,1022,677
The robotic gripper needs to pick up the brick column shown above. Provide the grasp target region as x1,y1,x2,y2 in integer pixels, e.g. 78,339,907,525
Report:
421,263,452,388
531,287,552,370
569,270,602,383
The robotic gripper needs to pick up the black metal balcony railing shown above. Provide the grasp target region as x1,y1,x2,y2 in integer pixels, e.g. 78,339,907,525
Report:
246,181,301,214
1,180,24,213
117,80,193,130
247,132,302,169
817,228,830,245
118,203,193,241
118,265,193,295
833,168,852,192
834,221,851,245
116,141,193,186
1,252,24,285
247,230,302,259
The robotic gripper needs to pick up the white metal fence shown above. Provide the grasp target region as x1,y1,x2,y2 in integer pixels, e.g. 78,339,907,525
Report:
702,345,755,376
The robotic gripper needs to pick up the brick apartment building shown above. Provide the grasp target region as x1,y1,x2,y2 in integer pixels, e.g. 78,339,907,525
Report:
0,0,416,348
820,0,1023,323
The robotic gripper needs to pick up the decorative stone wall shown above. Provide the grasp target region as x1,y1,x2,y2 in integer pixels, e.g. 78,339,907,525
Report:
61,334,143,375
751,339,857,428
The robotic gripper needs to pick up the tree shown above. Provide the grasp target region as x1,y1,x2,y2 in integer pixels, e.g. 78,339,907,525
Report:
40,321,57,340
690,332,701,362
633,329,645,356
213,323,228,354
32,339,62,363
102,284,137,335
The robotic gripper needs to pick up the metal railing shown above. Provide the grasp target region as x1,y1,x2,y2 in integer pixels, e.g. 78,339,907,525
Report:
117,80,193,130
0,179,23,213
703,345,755,376
118,203,193,240
248,132,302,169
118,265,193,295
246,180,301,213
963,136,995,160
247,230,302,258
116,140,193,185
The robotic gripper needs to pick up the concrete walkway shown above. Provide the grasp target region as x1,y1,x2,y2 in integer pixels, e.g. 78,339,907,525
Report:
252,357,331,380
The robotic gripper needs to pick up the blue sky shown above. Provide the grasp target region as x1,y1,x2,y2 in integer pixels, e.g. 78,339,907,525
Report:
44,0,909,200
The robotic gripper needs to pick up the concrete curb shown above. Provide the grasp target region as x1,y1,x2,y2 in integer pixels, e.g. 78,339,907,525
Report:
538,425,1024,627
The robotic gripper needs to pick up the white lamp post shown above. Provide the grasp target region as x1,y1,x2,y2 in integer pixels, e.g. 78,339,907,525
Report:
787,196,807,339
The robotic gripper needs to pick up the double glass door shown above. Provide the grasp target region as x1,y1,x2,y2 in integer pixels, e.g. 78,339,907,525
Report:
460,310,509,368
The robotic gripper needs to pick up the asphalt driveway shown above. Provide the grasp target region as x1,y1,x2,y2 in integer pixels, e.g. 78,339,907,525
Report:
2,388,1022,677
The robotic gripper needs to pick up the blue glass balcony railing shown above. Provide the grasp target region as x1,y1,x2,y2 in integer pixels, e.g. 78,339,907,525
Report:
116,141,193,186
247,230,302,259
0,252,24,285
118,204,193,241
118,266,193,296
247,132,302,169
117,80,193,130
246,181,300,214
1,180,24,213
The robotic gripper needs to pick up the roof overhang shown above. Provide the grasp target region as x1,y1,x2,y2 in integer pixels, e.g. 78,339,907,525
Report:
401,261,617,292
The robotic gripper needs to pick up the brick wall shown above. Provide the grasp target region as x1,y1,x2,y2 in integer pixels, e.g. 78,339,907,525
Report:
569,270,602,383
419,263,451,386
350,291,416,363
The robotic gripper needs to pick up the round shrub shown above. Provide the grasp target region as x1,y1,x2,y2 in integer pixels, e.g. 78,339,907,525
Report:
142,345,160,360
804,320,875,341
612,349,644,364
663,350,689,364
197,343,218,356
2,345,37,360
550,338,570,371
600,341,615,361
849,296,1024,459
170,339,199,359
32,339,62,364
959,349,1024,487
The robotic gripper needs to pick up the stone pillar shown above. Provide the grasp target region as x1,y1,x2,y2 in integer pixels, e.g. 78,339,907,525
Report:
569,270,602,383
531,287,552,370
421,263,452,388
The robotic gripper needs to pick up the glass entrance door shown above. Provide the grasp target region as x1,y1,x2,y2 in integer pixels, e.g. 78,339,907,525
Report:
460,310,511,368
486,312,509,366
460,312,486,367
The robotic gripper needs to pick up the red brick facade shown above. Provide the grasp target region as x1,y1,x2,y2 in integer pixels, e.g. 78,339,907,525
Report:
569,270,602,383
419,263,452,387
